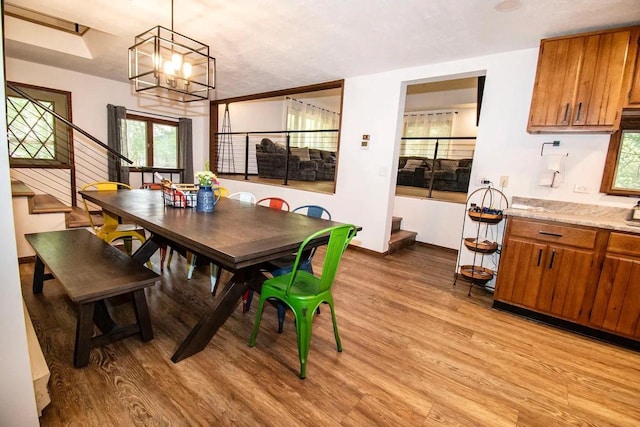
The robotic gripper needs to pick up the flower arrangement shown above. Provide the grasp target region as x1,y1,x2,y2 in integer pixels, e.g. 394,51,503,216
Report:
195,170,219,187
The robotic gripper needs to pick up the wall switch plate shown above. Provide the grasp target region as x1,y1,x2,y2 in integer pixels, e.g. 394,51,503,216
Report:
361,134,370,149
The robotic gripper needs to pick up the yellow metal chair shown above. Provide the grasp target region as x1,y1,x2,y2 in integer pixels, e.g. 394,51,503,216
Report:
81,182,147,255
213,186,229,198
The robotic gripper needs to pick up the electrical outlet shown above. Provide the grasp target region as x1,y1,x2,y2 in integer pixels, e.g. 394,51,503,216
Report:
574,184,590,194
500,176,509,188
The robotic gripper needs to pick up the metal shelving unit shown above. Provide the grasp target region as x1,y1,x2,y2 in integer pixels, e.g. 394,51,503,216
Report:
454,186,508,295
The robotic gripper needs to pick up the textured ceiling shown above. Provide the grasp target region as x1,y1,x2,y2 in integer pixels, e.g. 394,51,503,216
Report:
5,0,640,100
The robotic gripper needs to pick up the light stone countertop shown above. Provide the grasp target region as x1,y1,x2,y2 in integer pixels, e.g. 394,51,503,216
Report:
504,197,640,234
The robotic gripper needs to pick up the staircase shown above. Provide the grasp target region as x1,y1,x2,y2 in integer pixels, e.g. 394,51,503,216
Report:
65,206,103,229
388,216,417,254
11,180,72,259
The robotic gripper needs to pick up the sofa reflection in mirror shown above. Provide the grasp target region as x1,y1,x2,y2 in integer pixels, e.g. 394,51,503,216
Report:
255,138,336,181
397,156,472,192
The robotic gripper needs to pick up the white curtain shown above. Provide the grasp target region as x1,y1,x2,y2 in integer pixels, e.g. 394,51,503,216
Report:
402,111,454,157
286,97,340,150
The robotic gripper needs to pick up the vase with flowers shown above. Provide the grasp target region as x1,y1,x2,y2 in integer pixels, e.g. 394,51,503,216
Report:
195,169,220,213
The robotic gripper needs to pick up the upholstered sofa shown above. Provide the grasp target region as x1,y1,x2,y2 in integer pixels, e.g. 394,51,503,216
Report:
397,156,472,192
255,138,336,181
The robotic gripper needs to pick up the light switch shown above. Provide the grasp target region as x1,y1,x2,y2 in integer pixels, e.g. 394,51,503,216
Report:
361,134,370,149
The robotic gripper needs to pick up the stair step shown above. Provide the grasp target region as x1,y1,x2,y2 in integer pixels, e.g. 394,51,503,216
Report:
66,207,104,229
29,194,72,215
388,229,417,254
392,216,402,232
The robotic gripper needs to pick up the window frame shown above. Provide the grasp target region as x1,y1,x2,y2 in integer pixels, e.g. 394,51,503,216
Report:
7,81,73,168
125,113,180,171
600,113,640,197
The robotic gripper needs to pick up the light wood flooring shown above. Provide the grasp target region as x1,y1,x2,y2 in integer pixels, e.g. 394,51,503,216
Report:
22,244,640,426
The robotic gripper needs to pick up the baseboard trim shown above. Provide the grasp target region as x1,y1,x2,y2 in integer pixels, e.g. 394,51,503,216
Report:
492,300,640,352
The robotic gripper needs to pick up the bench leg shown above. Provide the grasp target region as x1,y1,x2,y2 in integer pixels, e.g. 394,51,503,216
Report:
74,303,95,368
132,290,153,342
33,256,45,294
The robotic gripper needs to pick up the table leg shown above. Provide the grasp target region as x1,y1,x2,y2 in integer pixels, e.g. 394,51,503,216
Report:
132,236,160,265
33,256,45,294
171,271,250,363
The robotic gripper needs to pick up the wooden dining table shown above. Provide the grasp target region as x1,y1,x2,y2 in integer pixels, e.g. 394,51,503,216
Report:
80,189,345,362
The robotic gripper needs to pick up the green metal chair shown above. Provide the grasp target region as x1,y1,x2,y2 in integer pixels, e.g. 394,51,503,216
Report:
249,224,357,379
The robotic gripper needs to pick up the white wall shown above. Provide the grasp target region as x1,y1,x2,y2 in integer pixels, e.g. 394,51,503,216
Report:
0,46,40,426
452,108,477,138
10,46,633,253
219,99,285,133
6,58,210,190
219,47,636,254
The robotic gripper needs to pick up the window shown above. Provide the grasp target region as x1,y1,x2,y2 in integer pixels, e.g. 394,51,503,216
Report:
7,82,72,166
401,111,454,157
125,114,178,168
285,97,340,150
601,111,640,196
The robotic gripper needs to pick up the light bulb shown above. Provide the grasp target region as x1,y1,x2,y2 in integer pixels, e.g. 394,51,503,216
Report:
153,53,162,69
171,53,182,69
182,62,192,79
163,60,175,75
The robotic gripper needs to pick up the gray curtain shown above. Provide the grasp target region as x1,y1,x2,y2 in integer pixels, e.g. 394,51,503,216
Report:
107,104,129,184
179,118,193,184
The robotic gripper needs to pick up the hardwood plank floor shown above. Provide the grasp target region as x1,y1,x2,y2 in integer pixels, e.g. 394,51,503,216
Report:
22,244,640,426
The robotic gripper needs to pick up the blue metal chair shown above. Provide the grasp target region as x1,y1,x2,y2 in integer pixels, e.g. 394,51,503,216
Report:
268,205,332,333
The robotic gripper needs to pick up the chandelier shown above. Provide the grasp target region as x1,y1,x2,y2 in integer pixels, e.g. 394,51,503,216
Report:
128,0,215,102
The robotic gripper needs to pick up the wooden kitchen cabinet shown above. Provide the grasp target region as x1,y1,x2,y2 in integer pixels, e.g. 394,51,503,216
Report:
590,233,640,339
627,35,640,105
528,27,636,133
495,218,604,324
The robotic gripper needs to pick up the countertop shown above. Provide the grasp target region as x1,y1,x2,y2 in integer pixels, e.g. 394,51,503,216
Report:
504,197,640,235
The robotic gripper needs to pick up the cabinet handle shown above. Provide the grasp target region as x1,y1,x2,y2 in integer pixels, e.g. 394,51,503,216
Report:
549,250,556,269
562,103,570,123
575,102,583,123
539,231,563,238
537,248,543,266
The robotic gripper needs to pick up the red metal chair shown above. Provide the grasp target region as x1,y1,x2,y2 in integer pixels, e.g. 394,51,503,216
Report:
256,197,290,211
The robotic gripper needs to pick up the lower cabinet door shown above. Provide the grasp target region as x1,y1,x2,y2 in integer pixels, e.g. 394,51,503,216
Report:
495,239,598,323
494,238,545,306
590,255,640,339
536,245,598,323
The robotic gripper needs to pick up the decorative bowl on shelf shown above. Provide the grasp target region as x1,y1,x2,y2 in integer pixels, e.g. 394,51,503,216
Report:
468,210,503,223
463,238,498,253
459,265,494,283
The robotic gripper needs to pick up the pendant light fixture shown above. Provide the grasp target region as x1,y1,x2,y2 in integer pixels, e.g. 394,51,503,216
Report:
128,0,216,102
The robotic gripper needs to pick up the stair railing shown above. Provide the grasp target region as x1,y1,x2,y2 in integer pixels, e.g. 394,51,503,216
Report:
7,83,133,208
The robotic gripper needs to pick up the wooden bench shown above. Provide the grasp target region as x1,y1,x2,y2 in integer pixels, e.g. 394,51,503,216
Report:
25,229,160,368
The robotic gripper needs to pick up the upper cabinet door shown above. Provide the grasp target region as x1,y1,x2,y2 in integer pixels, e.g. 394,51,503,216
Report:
573,31,631,127
528,37,584,128
528,27,637,133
